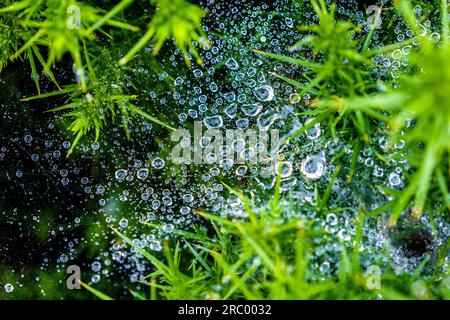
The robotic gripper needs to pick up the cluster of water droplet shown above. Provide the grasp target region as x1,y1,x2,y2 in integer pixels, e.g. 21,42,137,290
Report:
0,0,448,297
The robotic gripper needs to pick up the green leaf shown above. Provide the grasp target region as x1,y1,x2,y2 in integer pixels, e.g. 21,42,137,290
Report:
80,281,114,300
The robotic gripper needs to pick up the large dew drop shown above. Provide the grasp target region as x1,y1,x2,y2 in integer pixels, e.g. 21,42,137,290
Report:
300,153,327,180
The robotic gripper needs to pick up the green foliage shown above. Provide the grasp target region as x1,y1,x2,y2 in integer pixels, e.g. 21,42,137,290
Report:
84,183,449,300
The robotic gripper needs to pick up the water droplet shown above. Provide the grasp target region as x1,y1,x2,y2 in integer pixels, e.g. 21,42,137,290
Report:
162,224,174,233
338,229,351,242
24,135,33,143
388,172,401,186
180,206,191,215
152,158,165,169
59,254,69,263
275,161,293,178
300,153,327,180
183,194,194,203
319,261,330,273
257,110,280,131
326,213,338,226
91,261,102,272
119,218,129,228
115,169,128,180
92,142,100,150
430,32,441,43
236,118,249,130
96,185,106,195
193,69,203,77
254,85,275,101
91,274,101,283
305,119,321,140
289,93,301,104
174,77,184,86
225,57,239,70
224,104,238,118
241,103,263,116
373,166,384,177
150,242,162,251
4,284,14,293
364,158,374,167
